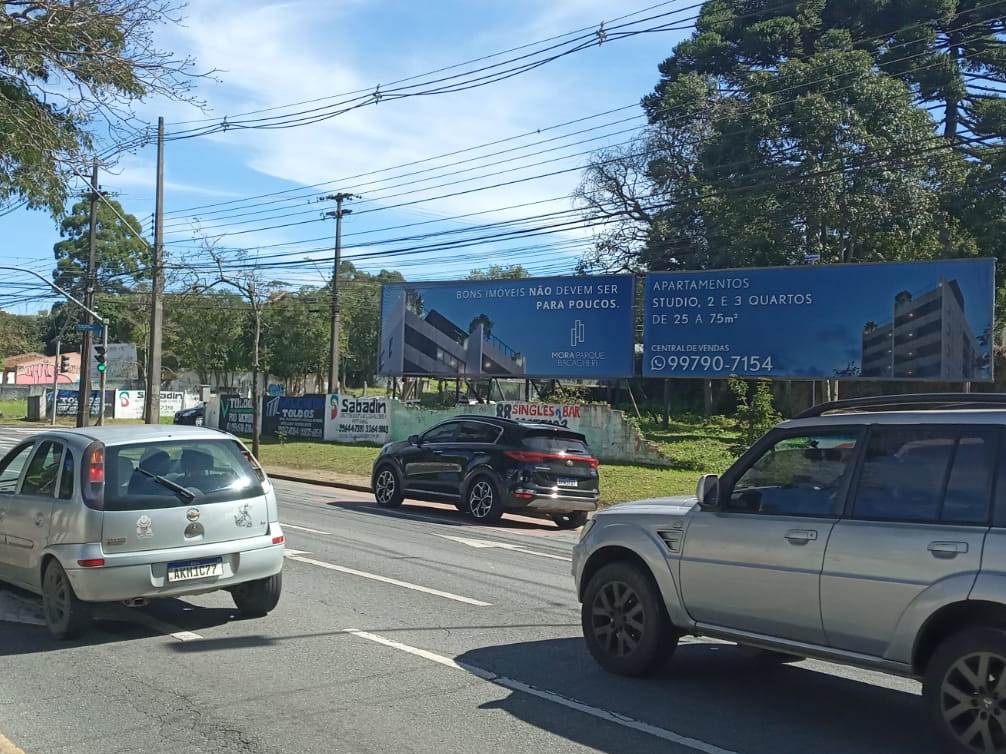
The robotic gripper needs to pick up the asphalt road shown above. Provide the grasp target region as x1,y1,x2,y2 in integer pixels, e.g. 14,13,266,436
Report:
0,426,935,754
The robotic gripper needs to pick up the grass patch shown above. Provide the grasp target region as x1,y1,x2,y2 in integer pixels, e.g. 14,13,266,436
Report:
637,414,739,473
0,398,28,420
257,438,382,478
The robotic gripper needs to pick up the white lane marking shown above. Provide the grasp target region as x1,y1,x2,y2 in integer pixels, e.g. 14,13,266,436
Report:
119,609,204,641
0,731,27,754
284,552,491,606
435,534,572,562
170,630,203,642
345,629,738,754
281,523,333,535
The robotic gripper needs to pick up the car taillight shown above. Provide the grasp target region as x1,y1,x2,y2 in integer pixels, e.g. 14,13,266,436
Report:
504,450,599,469
512,491,535,502
272,535,285,545
88,446,105,483
77,558,105,568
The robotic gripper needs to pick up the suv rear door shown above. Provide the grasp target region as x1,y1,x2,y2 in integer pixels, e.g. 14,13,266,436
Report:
680,428,861,644
98,438,270,554
517,429,598,495
820,425,994,658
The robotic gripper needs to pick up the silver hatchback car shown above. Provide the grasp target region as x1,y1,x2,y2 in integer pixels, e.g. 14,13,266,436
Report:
0,425,285,639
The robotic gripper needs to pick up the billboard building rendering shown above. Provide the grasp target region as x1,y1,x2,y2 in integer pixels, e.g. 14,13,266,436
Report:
378,274,635,379
861,278,981,379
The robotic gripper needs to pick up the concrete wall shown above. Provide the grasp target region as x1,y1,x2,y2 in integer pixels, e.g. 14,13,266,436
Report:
387,401,670,466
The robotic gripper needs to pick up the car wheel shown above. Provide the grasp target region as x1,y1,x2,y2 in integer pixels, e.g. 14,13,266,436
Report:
552,511,589,530
231,573,282,617
42,560,91,640
467,476,504,523
924,627,1006,754
373,465,404,508
581,561,676,677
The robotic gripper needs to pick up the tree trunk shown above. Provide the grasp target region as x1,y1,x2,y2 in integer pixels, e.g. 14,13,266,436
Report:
251,310,262,459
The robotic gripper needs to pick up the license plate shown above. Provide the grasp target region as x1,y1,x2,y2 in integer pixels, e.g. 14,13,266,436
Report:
167,557,223,583
557,477,579,488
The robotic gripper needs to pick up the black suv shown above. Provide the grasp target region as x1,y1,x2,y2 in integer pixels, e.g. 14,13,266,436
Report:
370,417,599,528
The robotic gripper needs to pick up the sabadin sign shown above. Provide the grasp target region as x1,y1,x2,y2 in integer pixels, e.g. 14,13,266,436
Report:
324,395,389,443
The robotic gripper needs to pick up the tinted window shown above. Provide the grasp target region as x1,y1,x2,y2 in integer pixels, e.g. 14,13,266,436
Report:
457,421,500,444
58,449,74,500
0,444,33,493
729,434,858,516
21,441,63,497
522,433,590,454
104,440,264,511
423,423,460,443
852,427,957,522
942,431,997,524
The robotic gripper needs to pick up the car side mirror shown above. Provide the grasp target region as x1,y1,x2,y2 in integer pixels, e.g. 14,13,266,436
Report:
408,434,420,446
696,474,720,509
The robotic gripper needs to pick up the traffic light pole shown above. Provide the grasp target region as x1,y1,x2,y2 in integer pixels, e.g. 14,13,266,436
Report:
51,338,60,426
77,159,100,429
96,325,108,425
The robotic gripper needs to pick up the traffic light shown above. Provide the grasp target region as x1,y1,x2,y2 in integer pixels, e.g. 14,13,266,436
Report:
59,354,70,374
94,345,107,373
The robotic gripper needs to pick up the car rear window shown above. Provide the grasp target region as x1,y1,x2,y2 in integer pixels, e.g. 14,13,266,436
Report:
522,432,590,454
103,439,264,511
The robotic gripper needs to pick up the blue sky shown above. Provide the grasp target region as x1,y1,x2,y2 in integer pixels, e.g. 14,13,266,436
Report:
2,0,687,314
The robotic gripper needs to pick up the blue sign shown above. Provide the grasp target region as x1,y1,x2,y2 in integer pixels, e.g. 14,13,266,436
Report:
75,323,102,333
379,274,634,379
262,395,325,439
643,259,995,381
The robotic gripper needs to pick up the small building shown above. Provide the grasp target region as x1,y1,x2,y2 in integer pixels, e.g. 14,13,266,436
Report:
2,352,81,385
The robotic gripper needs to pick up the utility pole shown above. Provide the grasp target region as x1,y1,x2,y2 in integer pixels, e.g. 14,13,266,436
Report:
322,192,356,394
144,116,165,424
76,158,100,428
51,338,61,427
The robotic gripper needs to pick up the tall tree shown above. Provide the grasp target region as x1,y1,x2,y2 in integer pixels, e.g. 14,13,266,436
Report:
466,264,530,280
0,1,200,215
262,288,328,393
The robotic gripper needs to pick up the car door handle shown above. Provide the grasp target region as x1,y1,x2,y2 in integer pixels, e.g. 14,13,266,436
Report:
784,529,818,544
34,513,45,527
929,541,969,558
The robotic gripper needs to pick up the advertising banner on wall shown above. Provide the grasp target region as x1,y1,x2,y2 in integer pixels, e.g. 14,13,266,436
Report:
263,395,325,439
49,389,102,417
324,395,390,443
114,390,192,419
492,402,584,430
643,259,995,381
219,396,254,435
378,274,634,379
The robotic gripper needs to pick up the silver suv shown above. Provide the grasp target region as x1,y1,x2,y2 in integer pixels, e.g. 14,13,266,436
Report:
0,425,285,639
574,395,1006,754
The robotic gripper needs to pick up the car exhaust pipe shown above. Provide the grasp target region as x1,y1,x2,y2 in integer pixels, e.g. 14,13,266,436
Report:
122,598,148,608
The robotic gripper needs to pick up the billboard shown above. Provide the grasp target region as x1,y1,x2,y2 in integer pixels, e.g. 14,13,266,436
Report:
324,394,389,443
378,274,634,379
643,259,995,380
263,395,325,440
219,396,254,435
114,390,193,419
88,343,138,382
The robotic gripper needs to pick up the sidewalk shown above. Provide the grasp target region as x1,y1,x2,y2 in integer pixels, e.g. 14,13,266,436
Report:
265,464,371,493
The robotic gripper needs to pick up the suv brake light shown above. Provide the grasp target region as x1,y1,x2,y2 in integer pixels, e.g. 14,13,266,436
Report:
504,450,599,469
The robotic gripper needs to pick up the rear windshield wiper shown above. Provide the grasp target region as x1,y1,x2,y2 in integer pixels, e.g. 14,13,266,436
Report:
135,467,196,501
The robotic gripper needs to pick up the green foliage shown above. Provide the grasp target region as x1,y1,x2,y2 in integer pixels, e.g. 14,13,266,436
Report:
163,291,250,383
262,288,328,389
0,1,196,215
0,312,43,360
466,264,530,280
728,378,781,451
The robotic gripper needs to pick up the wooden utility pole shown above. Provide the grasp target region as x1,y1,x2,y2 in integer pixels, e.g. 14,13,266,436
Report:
144,116,165,424
322,192,356,394
76,159,100,428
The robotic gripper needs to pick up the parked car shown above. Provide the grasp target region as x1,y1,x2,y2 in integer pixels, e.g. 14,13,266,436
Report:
371,416,599,528
0,425,285,639
574,393,1006,753
173,404,205,426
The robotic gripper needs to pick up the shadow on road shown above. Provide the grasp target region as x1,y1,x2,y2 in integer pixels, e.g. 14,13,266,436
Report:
324,498,564,532
456,637,930,754
0,586,245,657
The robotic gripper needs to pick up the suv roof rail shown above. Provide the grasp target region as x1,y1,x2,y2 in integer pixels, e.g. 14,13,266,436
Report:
794,393,1006,419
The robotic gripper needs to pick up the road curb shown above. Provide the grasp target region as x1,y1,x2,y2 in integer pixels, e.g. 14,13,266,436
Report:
266,471,371,494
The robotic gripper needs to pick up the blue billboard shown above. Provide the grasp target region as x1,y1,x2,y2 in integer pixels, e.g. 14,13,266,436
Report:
644,259,995,381
378,274,634,379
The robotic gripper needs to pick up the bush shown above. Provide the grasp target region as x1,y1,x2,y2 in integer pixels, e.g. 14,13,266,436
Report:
728,378,781,452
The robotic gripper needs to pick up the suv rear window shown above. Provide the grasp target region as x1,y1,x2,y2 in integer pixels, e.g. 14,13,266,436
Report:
103,439,264,511
522,432,590,454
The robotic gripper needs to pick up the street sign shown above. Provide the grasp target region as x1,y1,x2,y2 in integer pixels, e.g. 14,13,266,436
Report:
75,323,103,333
